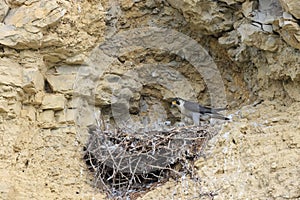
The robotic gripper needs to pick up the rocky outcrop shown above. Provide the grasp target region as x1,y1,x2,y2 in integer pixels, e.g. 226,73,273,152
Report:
196,101,300,199
164,0,300,104
141,101,300,200
0,0,299,199
0,0,65,49
280,0,300,18
167,0,237,34
0,0,106,199
0,0,9,22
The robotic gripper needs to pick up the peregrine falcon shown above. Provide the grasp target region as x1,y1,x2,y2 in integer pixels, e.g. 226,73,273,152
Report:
172,97,229,126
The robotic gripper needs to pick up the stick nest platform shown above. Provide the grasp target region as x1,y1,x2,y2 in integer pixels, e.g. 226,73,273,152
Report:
83,122,218,199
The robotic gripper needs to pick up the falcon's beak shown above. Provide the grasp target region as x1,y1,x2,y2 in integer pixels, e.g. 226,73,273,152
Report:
171,101,176,107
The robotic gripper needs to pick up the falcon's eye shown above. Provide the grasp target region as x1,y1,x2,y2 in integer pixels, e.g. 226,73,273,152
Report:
176,100,180,105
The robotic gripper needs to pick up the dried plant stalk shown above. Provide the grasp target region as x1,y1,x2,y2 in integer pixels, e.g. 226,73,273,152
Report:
83,119,218,199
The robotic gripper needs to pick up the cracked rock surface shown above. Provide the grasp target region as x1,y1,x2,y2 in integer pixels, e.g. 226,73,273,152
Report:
0,0,299,199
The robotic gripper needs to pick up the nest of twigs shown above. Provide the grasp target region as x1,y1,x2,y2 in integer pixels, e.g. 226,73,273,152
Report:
83,120,218,199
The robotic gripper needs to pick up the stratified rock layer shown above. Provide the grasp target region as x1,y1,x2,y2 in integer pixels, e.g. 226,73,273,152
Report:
0,0,299,199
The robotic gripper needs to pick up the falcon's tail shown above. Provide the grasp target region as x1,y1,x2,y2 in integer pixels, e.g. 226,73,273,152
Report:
209,113,230,120
213,107,227,112
201,106,228,114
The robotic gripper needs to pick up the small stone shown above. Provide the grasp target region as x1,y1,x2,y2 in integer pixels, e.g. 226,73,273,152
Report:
46,74,76,93
22,68,44,94
10,101,21,117
280,0,300,19
152,8,160,14
65,54,86,65
0,58,23,87
34,91,44,105
38,110,55,123
55,109,75,123
42,94,65,110
4,0,65,29
120,0,134,10
271,162,277,169
283,12,293,20
21,105,36,121
0,100,8,113
0,0,9,22
283,80,300,101
145,0,156,9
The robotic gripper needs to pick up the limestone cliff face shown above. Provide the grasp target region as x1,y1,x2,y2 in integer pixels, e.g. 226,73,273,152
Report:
0,0,299,199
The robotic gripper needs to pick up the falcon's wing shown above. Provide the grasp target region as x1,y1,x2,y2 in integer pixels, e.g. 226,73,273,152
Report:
200,105,227,114
182,101,202,113
184,101,225,114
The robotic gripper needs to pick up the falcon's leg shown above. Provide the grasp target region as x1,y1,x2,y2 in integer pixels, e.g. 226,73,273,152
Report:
192,113,200,126
200,114,210,121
